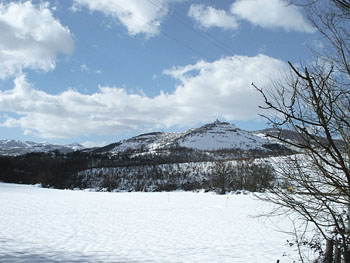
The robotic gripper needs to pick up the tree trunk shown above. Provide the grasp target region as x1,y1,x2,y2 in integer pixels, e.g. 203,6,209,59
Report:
324,239,333,263
343,249,350,263
334,243,340,263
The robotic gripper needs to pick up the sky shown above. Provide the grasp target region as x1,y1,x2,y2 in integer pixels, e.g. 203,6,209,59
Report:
0,0,317,147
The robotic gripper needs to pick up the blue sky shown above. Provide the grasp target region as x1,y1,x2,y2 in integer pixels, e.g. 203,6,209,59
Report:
0,0,316,147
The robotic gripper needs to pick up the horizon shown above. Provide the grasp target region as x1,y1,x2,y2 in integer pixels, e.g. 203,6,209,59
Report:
0,119,271,148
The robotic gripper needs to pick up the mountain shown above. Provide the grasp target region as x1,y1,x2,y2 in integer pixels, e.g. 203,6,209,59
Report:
254,128,344,149
94,120,287,156
254,128,305,144
0,121,340,193
0,121,292,157
0,121,288,192
175,121,269,151
0,140,84,156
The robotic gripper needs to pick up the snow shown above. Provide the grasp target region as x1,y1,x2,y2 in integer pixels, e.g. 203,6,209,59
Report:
109,121,270,154
0,140,84,156
110,132,183,153
178,124,267,151
0,183,302,262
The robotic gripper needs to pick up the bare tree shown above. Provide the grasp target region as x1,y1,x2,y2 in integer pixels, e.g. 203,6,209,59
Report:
253,1,350,262
211,161,234,194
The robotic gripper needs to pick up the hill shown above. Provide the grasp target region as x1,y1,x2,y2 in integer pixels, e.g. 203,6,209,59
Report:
0,140,84,156
0,121,293,193
94,120,290,157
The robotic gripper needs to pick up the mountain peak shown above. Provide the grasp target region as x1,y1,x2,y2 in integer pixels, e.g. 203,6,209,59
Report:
214,119,227,124
176,121,266,151
212,119,232,126
195,120,237,133
101,121,269,154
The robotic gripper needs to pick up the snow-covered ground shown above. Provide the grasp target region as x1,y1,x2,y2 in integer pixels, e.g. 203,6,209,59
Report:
0,183,303,262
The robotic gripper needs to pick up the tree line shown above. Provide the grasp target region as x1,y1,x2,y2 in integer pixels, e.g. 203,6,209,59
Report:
0,150,275,193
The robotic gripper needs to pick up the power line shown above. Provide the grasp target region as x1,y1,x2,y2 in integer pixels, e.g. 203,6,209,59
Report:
109,1,210,59
108,1,273,84
146,0,235,56
145,0,275,81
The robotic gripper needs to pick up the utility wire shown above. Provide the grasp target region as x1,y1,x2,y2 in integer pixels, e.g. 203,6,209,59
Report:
109,1,211,61
145,0,275,81
146,0,235,56
108,1,273,84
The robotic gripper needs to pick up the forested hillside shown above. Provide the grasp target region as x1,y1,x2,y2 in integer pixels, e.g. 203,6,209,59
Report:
0,121,293,193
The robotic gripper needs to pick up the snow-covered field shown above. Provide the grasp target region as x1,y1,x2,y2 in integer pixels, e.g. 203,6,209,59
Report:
0,183,302,262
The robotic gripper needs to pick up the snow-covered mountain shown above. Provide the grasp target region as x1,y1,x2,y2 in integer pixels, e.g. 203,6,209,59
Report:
254,128,344,150
0,121,292,157
0,140,84,156
96,120,280,155
254,128,303,144
176,121,269,151
0,121,288,192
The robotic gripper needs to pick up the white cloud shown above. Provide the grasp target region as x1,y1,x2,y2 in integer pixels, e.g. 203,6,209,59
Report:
72,0,177,37
231,0,314,32
0,55,288,138
0,1,74,79
162,54,288,125
188,4,238,30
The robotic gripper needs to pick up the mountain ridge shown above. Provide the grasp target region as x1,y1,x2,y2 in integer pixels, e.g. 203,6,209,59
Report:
0,140,84,156
0,121,297,156
92,120,287,156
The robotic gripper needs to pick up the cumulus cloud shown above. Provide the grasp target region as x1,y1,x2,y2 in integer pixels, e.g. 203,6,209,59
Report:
0,1,74,79
72,0,177,37
187,0,313,33
162,54,288,125
0,55,288,138
231,0,314,32
188,4,238,30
